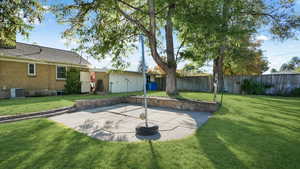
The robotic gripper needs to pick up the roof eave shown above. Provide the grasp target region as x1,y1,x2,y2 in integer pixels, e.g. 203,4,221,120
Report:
0,55,90,68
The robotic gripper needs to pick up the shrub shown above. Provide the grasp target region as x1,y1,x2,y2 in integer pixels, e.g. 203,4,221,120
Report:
291,88,300,97
64,68,81,94
241,79,271,95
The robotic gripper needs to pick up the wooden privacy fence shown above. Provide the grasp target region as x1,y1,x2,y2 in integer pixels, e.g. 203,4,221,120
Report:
155,73,300,95
177,76,213,92
155,76,213,92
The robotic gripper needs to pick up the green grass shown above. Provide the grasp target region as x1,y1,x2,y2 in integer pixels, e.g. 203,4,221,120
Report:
147,91,215,101
0,92,142,116
0,92,300,169
0,91,214,116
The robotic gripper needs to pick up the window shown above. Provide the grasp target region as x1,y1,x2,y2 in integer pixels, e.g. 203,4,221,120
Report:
56,66,67,80
28,63,36,76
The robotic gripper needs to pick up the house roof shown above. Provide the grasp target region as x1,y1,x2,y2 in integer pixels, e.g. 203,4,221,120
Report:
109,69,144,75
0,42,90,66
91,68,143,74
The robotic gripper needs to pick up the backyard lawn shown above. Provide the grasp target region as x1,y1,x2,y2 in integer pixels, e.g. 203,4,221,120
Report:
0,92,142,116
0,92,300,169
0,91,214,116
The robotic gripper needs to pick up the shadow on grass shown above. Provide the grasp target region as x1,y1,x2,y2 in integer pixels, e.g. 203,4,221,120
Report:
194,94,300,169
148,140,162,169
0,119,167,169
196,115,300,169
196,119,250,169
0,119,110,169
112,140,163,169
1,93,300,169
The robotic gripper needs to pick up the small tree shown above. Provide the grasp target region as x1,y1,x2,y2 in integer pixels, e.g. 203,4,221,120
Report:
64,68,81,94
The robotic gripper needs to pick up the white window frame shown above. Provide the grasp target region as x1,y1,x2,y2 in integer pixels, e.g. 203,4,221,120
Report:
27,63,36,76
56,65,67,80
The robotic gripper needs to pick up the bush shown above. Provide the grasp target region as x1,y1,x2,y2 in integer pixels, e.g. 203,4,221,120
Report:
64,68,81,94
291,88,300,97
241,79,271,95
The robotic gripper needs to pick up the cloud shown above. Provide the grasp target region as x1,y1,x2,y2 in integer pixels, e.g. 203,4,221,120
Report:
256,35,269,41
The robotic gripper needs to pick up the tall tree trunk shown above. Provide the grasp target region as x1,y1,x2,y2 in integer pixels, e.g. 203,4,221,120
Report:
147,0,177,95
166,67,177,95
218,45,225,93
119,0,178,95
213,0,228,102
213,57,219,102
212,46,225,102
217,0,229,101
165,3,177,95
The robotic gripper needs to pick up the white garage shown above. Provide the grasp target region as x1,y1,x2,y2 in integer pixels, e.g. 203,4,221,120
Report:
109,71,144,93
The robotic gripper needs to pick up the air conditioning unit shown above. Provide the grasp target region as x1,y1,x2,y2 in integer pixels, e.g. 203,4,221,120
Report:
10,88,25,98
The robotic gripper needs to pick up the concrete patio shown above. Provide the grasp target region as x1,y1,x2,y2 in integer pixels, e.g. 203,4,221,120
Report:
49,104,211,142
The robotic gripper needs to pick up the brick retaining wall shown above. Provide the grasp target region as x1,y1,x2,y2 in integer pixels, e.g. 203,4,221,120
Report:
74,96,219,113
75,97,126,110
126,96,219,112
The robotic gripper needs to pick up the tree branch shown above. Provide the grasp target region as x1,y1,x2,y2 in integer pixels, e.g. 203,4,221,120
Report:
175,32,187,61
115,0,167,71
165,3,176,66
147,0,168,71
116,0,146,14
155,5,169,15
115,0,150,36
240,11,277,20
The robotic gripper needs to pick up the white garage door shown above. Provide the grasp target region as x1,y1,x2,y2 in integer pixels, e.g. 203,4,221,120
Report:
80,71,90,93
109,73,143,93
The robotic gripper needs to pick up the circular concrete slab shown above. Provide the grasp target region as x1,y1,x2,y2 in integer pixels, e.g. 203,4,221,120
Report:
49,104,211,142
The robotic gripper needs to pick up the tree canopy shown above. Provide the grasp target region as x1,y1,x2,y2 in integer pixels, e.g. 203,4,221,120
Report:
223,38,269,75
53,0,178,68
173,0,300,99
53,0,191,94
0,0,45,48
177,0,300,63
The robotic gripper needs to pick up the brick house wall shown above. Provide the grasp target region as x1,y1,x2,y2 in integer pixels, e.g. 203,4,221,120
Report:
0,60,89,97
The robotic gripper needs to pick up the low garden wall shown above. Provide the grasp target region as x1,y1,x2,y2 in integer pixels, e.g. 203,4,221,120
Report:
74,96,219,113
75,97,126,110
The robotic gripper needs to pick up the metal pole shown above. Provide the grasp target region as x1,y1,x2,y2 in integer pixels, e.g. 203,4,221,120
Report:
140,35,148,127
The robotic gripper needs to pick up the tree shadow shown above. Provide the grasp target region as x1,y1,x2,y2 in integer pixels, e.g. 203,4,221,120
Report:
0,119,110,169
196,120,250,169
196,114,300,169
1,93,300,169
244,96,300,120
111,140,162,169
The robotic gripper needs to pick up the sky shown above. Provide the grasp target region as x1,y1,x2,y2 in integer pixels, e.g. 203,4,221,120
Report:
16,0,300,74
